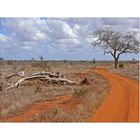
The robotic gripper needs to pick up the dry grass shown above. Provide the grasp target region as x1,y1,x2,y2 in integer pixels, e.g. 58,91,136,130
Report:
108,62,139,81
28,71,110,122
1,60,138,122
0,61,110,122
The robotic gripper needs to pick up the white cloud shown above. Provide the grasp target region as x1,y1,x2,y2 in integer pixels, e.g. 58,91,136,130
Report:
43,18,78,39
22,46,32,50
0,18,139,60
33,32,47,41
3,18,47,41
59,38,80,45
0,33,9,42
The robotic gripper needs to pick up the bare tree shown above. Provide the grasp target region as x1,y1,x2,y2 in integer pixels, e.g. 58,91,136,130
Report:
0,57,4,61
31,58,34,61
39,56,44,61
92,27,139,68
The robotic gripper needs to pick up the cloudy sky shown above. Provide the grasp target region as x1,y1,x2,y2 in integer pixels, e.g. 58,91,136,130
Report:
0,18,139,60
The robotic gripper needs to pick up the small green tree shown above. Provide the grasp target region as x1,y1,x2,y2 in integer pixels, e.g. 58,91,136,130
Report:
0,57,4,61
92,58,96,64
31,58,34,61
132,58,136,64
39,56,44,61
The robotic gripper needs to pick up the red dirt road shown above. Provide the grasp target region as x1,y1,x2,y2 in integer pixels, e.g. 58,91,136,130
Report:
90,68,139,122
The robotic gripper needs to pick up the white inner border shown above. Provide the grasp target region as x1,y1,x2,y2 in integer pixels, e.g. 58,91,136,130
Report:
0,0,139,140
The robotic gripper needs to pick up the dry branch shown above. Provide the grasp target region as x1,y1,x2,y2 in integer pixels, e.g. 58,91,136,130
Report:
5,71,80,90
6,71,25,81
28,71,65,78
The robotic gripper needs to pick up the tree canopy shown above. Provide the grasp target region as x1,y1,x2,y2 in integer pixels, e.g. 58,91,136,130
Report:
92,27,139,68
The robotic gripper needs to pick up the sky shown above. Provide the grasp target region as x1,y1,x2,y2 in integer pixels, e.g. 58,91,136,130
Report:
0,18,139,60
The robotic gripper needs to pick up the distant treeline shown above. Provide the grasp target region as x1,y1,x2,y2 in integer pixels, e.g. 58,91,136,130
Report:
0,59,138,64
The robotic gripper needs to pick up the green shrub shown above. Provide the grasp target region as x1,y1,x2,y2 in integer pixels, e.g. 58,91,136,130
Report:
118,63,124,68
19,66,25,71
74,86,88,97
92,59,96,64
35,85,42,93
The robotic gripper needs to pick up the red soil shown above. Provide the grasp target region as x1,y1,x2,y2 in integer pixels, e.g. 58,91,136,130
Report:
2,94,82,122
90,68,139,122
2,68,139,122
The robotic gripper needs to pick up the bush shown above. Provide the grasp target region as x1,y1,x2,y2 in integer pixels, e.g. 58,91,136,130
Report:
31,61,48,69
92,59,96,64
35,85,42,93
7,60,14,65
74,86,88,97
118,63,124,68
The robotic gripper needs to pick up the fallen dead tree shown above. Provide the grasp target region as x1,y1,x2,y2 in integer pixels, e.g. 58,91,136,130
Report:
28,71,65,78
5,71,81,90
6,71,25,81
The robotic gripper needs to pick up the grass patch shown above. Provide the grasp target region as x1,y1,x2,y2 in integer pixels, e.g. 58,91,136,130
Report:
73,86,88,97
118,63,124,68
35,85,42,93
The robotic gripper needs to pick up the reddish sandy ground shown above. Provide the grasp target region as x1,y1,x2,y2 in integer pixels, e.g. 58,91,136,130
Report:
2,94,81,122
90,68,139,122
2,68,139,122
